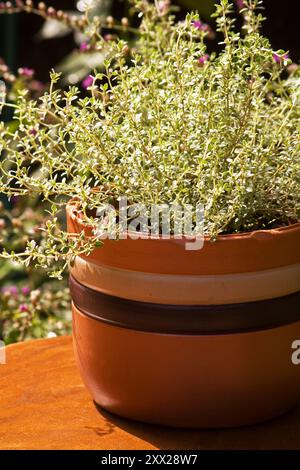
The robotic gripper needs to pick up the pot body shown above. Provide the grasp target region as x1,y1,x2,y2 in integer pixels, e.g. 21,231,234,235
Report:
72,304,300,428
67,202,300,428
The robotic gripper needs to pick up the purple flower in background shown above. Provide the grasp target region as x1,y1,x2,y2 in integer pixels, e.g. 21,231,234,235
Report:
29,128,37,136
235,0,245,10
19,303,29,312
18,67,34,78
82,75,94,89
80,42,88,52
2,286,18,296
192,20,215,39
192,20,203,30
198,54,209,65
273,52,289,64
11,195,19,205
21,287,30,296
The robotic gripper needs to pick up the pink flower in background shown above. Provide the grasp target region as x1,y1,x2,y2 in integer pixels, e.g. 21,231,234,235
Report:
80,42,88,52
192,20,203,30
21,287,30,296
235,0,245,10
18,67,34,78
198,54,210,65
2,286,18,296
19,304,29,312
82,75,94,89
192,20,215,39
273,52,289,64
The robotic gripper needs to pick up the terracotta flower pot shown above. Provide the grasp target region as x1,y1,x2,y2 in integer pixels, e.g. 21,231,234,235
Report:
67,201,300,428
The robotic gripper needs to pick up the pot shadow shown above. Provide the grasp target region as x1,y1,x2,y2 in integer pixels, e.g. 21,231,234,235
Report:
93,402,300,450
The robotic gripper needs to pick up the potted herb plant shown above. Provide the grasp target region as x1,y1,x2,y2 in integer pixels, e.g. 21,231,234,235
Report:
0,0,300,427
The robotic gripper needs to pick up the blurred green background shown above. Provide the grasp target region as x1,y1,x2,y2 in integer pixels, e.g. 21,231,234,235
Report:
1,0,299,79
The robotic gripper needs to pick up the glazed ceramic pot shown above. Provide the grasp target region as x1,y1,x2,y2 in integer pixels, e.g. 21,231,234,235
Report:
67,201,300,428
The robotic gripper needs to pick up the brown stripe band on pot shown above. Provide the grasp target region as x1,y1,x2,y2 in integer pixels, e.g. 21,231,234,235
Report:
69,275,300,334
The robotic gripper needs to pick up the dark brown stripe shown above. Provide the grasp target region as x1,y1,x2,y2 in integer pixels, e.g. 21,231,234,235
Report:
70,275,300,334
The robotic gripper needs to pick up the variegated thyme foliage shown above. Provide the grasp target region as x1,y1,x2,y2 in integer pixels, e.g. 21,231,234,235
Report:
0,0,299,276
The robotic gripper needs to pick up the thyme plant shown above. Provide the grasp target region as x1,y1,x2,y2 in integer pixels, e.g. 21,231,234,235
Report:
0,0,299,276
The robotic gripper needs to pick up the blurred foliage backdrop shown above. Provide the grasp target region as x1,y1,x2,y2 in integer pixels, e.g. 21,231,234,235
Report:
1,0,300,80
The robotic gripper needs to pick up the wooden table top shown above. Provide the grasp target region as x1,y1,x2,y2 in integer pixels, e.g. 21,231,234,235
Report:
1,336,300,450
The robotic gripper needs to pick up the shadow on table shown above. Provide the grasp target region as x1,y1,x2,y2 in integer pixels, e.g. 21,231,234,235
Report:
93,403,300,450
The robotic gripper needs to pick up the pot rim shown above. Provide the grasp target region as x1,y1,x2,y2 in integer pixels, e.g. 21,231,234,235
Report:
66,199,300,242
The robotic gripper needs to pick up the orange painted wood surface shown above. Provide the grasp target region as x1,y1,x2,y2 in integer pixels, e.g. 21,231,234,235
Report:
1,336,300,450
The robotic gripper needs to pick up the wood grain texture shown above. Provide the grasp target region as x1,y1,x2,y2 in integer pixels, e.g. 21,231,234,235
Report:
1,336,300,450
